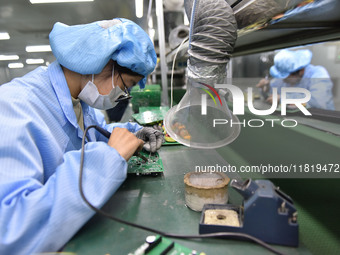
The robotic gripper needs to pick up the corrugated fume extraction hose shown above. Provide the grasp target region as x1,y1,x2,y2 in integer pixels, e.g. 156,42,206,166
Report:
163,0,240,149
184,0,237,84
234,0,304,29
164,0,240,149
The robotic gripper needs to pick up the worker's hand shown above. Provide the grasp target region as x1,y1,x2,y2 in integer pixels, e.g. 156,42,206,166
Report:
266,94,280,105
256,78,270,93
108,127,144,161
134,127,165,153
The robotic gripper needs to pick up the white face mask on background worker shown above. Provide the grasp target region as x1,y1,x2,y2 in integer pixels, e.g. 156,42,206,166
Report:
78,66,125,110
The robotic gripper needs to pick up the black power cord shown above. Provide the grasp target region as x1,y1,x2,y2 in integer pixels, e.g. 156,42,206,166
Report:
79,125,287,255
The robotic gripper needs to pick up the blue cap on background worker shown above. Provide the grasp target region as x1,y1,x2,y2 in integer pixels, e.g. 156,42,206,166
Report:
266,48,335,110
269,49,312,78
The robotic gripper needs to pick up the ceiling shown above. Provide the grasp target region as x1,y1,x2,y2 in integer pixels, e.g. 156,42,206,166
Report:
0,0,151,69
2,0,340,73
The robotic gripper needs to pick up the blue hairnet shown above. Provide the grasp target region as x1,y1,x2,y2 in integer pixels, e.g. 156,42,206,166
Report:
270,49,312,78
49,18,157,89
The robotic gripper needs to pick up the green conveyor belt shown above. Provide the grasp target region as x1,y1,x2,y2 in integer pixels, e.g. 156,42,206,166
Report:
64,105,340,255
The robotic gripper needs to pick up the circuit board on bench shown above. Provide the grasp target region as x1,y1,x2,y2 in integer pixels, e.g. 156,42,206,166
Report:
127,150,164,176
129,235,204,255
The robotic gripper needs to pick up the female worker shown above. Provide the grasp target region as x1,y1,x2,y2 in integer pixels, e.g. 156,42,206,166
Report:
0,18,162,254
257,49,335,110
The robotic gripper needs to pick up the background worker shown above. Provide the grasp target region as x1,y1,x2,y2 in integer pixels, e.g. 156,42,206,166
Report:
257,49,335,110
0,18,163,255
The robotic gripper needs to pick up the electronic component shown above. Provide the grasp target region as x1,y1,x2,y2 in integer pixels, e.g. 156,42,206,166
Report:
128,235,205,255
91,125,164,176
127,150,164,176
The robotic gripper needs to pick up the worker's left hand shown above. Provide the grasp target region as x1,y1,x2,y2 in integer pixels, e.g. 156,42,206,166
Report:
266,94,280,104
134,127,165,153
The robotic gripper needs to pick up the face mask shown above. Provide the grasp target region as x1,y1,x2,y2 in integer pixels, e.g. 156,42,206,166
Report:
78,66,125,110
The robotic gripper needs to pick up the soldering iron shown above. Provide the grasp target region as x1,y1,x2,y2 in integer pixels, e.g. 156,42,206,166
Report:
79,125,287,255
92,125,148,162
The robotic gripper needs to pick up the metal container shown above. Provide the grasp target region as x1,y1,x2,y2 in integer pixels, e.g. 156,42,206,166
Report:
184,171,230,211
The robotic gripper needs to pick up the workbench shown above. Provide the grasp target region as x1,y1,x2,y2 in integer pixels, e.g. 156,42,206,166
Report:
64,106,340,255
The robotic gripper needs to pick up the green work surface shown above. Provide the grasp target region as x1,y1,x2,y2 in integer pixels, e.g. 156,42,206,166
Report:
64,146,313,255
64,105,340,255
216,107,340,254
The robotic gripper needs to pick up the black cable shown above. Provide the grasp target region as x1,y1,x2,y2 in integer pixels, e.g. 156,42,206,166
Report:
79,125,287,255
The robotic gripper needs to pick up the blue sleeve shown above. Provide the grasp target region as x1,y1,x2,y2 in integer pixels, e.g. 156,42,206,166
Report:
269,78,284,94
307,67,335,110
0,90,128,254
308,79,335,110
92,109,142,142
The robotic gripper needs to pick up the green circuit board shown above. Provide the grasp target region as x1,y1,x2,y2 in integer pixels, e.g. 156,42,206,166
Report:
127,150,164,176
129,235,204,255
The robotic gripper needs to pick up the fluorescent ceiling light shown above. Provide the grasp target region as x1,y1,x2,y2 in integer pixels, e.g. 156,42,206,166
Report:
0,55,19,61
184,12,189,26
0,32,10,40
26,58,45,64
135,0,143,18
8,63,24,69
30,0,94,3
149,29,155,41
26,45,52,52
148,18,153,29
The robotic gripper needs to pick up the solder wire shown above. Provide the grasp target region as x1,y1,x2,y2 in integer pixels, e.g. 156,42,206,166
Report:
170,36,189,109
79,125,287,255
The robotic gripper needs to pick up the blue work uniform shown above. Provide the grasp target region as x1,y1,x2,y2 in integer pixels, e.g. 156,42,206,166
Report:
270,64,335,110
0,61,142,254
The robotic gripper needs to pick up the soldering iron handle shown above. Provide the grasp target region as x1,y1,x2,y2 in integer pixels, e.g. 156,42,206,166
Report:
94,125,111,139
94,125,144,157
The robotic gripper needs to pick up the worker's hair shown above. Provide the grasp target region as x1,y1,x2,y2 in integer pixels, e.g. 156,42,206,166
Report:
290,68,304,76
113,61,143,77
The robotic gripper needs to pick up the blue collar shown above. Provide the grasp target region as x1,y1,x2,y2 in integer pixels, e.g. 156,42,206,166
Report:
48,61,78,128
